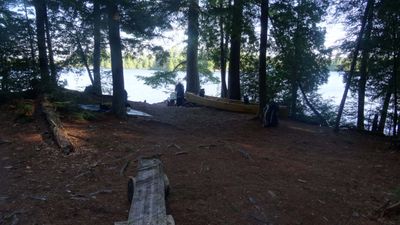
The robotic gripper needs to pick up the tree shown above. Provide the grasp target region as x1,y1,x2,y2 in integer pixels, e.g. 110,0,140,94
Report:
270,0,330,119
92,0,102,95
200,0,230,98
357,0,375,131
258,0,269,117
107,2,126,118
334,0,375,132
44,3,57,87
34,0,51,92
186,0,200,94
228,0,244,100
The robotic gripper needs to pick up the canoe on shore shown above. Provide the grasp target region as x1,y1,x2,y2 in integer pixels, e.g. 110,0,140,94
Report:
185,92,258,114
185,92,289,118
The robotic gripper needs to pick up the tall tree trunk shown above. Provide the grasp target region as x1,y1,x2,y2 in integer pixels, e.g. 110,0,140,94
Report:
228,0,243,100
378,87,392,134
186,0,200,94
290,81,298,117
92,0,102,95
219,0,228,98
44,5,57,87
24,2,36,66
258,0,269,117
357,2,374,131
34,0,50,92
76,35,94,85
334,0,375,132
107,2,126,118
393,51,398,136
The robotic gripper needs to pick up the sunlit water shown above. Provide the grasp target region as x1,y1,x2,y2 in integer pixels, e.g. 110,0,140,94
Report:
60,69,345,105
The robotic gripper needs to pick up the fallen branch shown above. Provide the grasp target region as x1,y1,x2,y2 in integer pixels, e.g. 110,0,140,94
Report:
41,97,74,154
381,201,400,217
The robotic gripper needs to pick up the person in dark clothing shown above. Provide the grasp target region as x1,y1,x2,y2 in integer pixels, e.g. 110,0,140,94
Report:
123,89,131,108
263,101,279,127
199,88,205,97
175,82,185,106
243,95,249,104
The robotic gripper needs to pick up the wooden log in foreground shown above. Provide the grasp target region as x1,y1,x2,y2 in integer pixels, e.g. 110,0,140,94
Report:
115,158,174,225
41,99,74,154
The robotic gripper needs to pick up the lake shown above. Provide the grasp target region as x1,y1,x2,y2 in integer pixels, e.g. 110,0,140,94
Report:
60,69,345,105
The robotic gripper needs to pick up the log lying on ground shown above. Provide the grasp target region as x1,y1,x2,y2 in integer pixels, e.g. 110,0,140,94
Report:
115,158,174,225
41,99,74,154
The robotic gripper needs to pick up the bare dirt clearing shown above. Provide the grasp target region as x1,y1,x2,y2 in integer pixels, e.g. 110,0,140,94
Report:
0,100,399,225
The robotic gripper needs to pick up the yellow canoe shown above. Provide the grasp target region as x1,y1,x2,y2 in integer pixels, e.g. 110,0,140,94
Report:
185,92,259,114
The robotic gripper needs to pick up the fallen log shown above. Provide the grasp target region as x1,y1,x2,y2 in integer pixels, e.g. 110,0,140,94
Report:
116,158,174,225
41,98,74,154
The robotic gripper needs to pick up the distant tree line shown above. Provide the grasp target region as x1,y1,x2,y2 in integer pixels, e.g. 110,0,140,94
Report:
0,0,399,134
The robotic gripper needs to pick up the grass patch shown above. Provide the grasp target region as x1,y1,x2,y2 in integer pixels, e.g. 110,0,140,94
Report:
14,100,35,123
392,187,400,201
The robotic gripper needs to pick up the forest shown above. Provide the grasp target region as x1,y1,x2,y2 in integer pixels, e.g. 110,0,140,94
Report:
0,0,400,224
0,0,398,134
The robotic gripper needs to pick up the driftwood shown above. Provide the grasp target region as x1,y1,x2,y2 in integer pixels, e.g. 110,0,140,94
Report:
116,158,174,225
41,99,74,154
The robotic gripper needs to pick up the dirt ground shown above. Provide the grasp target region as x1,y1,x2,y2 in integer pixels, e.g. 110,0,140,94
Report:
0,99,400,225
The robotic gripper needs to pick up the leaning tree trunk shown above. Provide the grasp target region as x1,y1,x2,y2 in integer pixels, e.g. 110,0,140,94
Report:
357,2,374,131
228,0,243,100
186,0,200,94
219,0,228,98
76,35,94,85
299,83,330,126
107,2,126,118
92,0,102,95
44,5,57,87
258,0,269,117
34,0,51,92
334,0,375,132
378,87,392,134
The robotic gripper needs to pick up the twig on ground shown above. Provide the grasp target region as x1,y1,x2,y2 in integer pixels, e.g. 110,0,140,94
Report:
198,144,217,149
175,151,188,156
74,170,92,179
68,134,89,141
29,195,47,201
88,189,112,197
70,189,112,201
167,144,182,150
120,160,131,176
0,139,12,144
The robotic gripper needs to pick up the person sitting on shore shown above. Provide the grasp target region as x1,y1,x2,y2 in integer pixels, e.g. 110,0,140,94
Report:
175,82,185,106
263,101,279,127
199,88,205,97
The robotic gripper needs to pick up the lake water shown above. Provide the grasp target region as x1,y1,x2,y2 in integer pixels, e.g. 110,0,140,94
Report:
59,69,345,105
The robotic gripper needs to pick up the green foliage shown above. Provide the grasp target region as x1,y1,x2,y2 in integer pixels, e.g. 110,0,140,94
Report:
138,71,178,89
14,100,35,123
393,187,400,201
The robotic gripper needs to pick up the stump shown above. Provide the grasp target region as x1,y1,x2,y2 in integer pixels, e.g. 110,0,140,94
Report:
116,158,174,225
